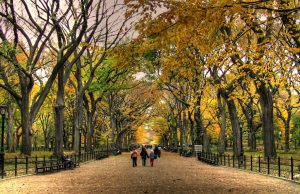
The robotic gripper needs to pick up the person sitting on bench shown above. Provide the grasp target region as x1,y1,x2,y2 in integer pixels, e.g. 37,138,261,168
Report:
61,153,75,169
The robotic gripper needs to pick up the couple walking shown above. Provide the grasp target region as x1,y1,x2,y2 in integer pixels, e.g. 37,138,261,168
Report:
131,147,156,167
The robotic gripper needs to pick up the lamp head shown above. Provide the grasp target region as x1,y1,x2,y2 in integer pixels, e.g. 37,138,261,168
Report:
0,105,7,115
239,122,243,128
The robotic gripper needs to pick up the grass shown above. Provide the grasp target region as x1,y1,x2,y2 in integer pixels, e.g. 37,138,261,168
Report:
240,150,300,160
210,145,300,160
2,150,101,179
4,150,75,159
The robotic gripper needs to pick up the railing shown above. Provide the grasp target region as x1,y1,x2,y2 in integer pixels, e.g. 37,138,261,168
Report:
197,151,300,182
1,150,113,180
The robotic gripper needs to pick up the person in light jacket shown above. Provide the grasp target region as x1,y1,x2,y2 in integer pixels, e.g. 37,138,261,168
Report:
131,150,138,167
149,149,155,167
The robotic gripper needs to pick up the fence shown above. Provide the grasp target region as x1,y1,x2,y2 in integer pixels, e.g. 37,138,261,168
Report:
1,150,114,180
197,151,300,182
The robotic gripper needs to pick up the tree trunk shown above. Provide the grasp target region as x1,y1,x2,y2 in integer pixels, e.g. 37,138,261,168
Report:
83,131,87,151
34,136,37,150
225,98,243,157
284,106,292,153
179,130,183,152
247,116,256,152
54,67,64,157
53,68,65,156
73,93,83,153
20,93,32,156
71,124,75,149
63,129,68,149
73,89,84,153
54,105,64,156
183,111,188,149
203,133,211,153
194,97,210,152
16,134,21,150
73,59,85,153
284,122,290,152
188,111,195,153
178,111,183,153
239,97,257,152
258,85,276,157
45,137,50,151
116,130,127,150
194,96,203,145
7,102,15,152
172,124,178,149
86,111,94,152
217,93,226,155
110,116,117,138
250,130,257,151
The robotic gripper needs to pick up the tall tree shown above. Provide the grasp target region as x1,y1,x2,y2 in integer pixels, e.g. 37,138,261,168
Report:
0,0,94,155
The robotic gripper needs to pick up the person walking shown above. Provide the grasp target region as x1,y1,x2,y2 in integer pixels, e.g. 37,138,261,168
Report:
140,147,149,166
154,145,160,158
131,149,138,167
149,149,155,167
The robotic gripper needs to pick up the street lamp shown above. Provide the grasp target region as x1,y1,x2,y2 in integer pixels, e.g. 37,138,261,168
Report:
239,122,244,166
239,122,244,154
0,105,7,177
106,135,109,156
79,130,82,162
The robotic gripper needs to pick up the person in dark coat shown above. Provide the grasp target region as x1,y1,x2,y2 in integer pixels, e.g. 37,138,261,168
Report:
154,146,160,158
61,152,75,169
140,147,149,166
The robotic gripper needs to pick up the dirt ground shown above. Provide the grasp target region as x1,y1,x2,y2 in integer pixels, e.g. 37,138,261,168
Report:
0,151,299,194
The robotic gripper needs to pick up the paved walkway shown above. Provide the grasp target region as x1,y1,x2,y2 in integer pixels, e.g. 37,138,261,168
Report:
0,151,299,194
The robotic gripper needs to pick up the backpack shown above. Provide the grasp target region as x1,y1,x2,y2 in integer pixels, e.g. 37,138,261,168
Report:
131,151,138,158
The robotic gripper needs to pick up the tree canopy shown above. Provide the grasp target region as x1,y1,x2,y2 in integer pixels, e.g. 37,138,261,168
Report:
0,0,300,158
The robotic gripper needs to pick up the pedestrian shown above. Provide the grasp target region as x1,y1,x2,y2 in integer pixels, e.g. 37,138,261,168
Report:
131,149,138,167
140,146,149,166
61,152,75,169
149,149,155,167
154,145,159,158
158,146,161,157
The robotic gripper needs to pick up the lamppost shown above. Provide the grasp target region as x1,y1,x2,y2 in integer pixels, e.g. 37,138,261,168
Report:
106,135,109,156
277,130,282,149
0,105,7,177
239,122,244,166
79,130,82,162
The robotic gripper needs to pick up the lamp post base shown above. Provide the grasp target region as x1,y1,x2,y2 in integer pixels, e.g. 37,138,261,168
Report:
0,170,6,176
0,152,6,176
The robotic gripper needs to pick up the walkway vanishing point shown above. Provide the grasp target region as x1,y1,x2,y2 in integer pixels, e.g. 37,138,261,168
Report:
0,151,299,194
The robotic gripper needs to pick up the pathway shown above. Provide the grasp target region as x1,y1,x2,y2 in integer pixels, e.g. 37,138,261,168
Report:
0,151,299,194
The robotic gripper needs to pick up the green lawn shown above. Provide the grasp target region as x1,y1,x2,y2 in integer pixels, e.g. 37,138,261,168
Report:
211,146,300,160
4,150,75,159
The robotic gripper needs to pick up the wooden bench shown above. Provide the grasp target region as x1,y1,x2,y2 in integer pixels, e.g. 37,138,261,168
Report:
197,153,219,165
95,153,109,160
35,158,79,174
35,159,64,174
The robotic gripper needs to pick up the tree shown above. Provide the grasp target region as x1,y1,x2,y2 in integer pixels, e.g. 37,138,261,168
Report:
129,0,284,157
0,0,96,155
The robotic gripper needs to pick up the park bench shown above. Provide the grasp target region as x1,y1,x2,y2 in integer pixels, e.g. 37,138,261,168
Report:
95,152,109,160
197,152,219,165
35,157,79,174
114,149,122,156
35,159,63,173
180,150,193,157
